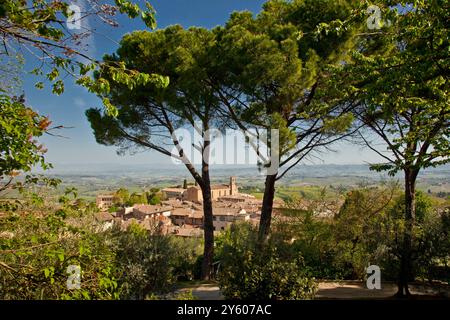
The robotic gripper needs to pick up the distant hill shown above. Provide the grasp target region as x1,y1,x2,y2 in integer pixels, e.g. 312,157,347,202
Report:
36,163,450,187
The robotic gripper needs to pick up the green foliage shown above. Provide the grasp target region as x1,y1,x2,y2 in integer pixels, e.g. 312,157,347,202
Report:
276,202,342,279
145,189,162,205
273,186,450,282
85,25,216,154
114,188,130,206
148,194,161,205
0,190,118,299
108,206,119,213
170,237,203,281
109,223,175,299
332,187,445,280
318,2,449,292
414,208,450,283
172,290,196,300
0,95,50,180
214,0,362,168
216,223,317,300
330,1,449,176
127,192,148,206
1,0,167,100
388,191,433,223
0,183,204,300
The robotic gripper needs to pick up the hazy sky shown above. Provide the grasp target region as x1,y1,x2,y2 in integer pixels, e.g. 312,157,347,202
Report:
23,0,383,168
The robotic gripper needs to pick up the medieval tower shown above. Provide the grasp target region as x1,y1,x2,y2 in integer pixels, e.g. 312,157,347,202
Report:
229,176,238,195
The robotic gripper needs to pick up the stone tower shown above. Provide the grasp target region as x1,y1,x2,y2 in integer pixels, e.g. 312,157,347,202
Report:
229,176,237,195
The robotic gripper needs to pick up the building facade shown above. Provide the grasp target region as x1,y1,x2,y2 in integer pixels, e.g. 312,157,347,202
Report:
162,177,239,203
96,194,115,210
161,188,186,200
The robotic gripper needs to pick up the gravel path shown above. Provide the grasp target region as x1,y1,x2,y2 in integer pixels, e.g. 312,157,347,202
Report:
176,281,449,300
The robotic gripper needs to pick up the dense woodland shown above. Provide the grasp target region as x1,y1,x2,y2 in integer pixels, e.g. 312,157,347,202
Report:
0,0,449,299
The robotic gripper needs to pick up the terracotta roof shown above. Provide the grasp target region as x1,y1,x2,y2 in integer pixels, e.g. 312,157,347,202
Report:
175,227,203,237
133,204,172,215
211,184,230,190
219,194,256,200
96,194,115,198
162,188,186,193
95,212,115,222
171,208,203,219
171,208,194,216
212,207,247,216
120,218,138,230
189,212,204,219
162,199,185,207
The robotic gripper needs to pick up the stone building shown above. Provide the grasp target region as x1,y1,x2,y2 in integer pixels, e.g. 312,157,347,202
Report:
161,188,186,200
96,194,115,210
184,177,239,203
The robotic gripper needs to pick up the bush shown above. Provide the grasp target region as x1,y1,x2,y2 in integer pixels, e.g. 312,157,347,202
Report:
274,187,450,283
109,222,176,299
170,236,203,281
275,203,344,279
0,205,119,299
414,208,450,282
216,223,317,300
0,185,203,300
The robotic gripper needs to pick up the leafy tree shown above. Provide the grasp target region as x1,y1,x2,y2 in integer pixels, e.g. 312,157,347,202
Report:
169,237,203,282
212,0,363,241
0,0,166,99
329,0,449,296
149,194,161,205
332,185,400,279
217,223,317,300
1,184,198,299
273,198,338,279
114,188,130,206
0,187,119,299
0,0,165,200
0,95,51,192
271,186,450,284
109,223,176,299
388,191,433,224
128,193,148,206
86,26,221,279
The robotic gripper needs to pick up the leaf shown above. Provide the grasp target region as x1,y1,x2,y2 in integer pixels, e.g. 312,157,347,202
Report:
35,82,44,90
102,98,119,117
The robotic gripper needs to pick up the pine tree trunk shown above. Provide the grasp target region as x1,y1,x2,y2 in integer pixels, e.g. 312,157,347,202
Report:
258,174,277,243
201,138,214,280
396,169,417,297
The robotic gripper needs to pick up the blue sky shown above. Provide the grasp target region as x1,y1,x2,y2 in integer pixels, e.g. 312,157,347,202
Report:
23,0,381,168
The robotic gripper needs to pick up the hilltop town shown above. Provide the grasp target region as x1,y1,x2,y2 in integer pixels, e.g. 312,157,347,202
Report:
95,177,278,237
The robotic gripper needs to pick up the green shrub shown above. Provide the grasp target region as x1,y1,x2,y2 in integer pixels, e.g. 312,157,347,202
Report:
0,185,202,300
109,222,176,299
170,236,203,281
216,223,317,300
275,188,450,283
0,207,119,299
413,208,450,282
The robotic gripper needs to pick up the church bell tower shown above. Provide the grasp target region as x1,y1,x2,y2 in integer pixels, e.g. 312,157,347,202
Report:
229,176,237,195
